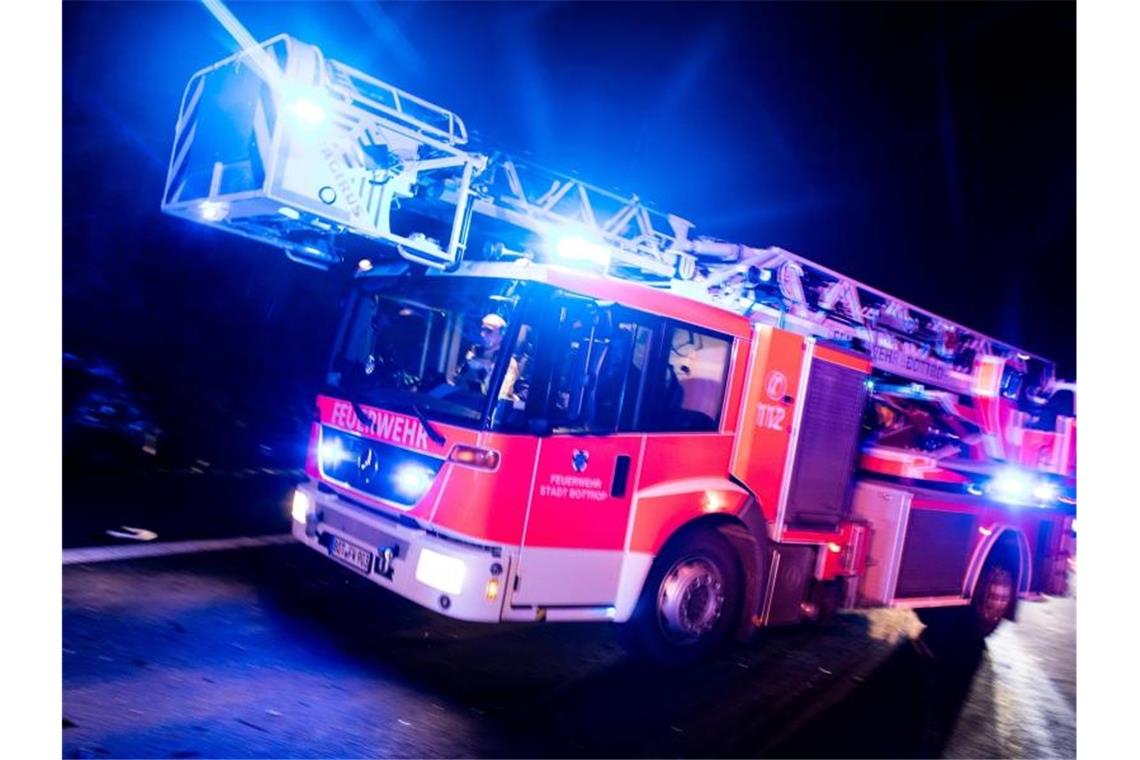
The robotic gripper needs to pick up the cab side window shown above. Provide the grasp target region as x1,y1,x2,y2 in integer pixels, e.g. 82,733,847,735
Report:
595,317,655,432
545,301,658,433
547,300,605,428
642,324,731,432
498,295,731,435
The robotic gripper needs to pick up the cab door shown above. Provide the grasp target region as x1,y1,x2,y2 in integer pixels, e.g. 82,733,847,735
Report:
511,297,653,608
514,434,643,607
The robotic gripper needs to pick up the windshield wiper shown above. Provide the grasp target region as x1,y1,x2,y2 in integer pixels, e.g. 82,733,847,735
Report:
348,397,373,434
410,403,447,446
340,393,446,447
330,379,447,446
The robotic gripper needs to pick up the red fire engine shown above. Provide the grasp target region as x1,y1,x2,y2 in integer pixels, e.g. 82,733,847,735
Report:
161,36,1076,662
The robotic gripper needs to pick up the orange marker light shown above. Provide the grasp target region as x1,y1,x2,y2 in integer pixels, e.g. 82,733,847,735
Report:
448,445,501,470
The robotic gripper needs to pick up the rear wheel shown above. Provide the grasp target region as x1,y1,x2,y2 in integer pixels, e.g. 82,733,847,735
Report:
973,562,1016,636
619,527,742,665
917,559,1017,639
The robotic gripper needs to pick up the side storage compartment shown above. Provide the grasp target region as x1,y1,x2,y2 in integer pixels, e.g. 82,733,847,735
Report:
893,510,975,598
849,482,913,606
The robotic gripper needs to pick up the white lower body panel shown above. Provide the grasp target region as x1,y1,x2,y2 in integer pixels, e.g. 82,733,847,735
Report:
503,547,653,623
292,483,510,623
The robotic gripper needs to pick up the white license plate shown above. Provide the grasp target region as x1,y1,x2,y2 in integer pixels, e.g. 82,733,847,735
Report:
329,535,373,574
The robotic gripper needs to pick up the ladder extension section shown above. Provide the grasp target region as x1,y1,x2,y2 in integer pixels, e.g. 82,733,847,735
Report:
162,35,1055,391
682,245,1054,393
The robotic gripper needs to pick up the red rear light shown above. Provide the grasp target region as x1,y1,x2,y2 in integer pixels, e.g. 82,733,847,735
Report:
448,445,500,470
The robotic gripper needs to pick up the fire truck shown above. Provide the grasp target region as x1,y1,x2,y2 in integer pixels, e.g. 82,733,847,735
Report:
161,35,1076,663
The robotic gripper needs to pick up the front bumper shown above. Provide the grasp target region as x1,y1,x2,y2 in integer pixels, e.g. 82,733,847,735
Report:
291,482,511,623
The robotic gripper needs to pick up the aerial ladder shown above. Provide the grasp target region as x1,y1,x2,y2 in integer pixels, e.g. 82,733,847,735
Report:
162,34,1073,475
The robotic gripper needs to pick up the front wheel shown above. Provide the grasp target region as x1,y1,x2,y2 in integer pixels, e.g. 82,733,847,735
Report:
619,527,742,665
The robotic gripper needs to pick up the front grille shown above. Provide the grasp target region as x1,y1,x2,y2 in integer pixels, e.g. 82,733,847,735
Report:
319,425,443,507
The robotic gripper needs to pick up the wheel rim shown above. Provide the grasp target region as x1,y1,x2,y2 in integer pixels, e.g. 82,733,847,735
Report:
980,567,1014,624
657,557,725,644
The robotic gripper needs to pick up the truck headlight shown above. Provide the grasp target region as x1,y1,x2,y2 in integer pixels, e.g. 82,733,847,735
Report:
291,489,313,523
415,548,466,595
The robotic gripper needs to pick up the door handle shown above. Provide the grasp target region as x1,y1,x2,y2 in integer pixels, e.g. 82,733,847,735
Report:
612,455,631,497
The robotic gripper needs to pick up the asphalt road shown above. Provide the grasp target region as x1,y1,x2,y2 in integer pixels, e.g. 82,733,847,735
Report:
62,465,299,549
62,539,1076,758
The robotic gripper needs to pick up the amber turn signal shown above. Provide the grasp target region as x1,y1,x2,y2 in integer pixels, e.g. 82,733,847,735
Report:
448,445,500,470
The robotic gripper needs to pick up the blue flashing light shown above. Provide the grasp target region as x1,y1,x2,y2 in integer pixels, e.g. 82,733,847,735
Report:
282,84,331,130
319,437,352,468
605,606,617,619
1032,481,1059,503
988,468,1032,504
288,96,326,126
986,468,1059,506
393,463,433,500
551,233,611,267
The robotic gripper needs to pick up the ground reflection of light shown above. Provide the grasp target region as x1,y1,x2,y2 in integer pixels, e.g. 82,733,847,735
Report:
863,609,924,644
981,625,1074,757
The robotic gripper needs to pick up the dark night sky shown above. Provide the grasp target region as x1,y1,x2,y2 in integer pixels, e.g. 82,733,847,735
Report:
63,1,1075,455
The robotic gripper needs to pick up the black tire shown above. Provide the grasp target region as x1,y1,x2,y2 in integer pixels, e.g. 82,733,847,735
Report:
970,561,1017,636
618,527,743,666
916,559,1017,640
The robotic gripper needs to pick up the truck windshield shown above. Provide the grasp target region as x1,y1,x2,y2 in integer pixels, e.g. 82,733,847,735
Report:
327,276,526,426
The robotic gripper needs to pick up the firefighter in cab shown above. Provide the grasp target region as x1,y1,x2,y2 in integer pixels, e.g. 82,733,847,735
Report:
455,313,520,398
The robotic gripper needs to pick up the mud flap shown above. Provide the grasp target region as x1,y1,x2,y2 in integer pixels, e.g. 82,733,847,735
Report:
725,499,771,641
761,545,816,627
